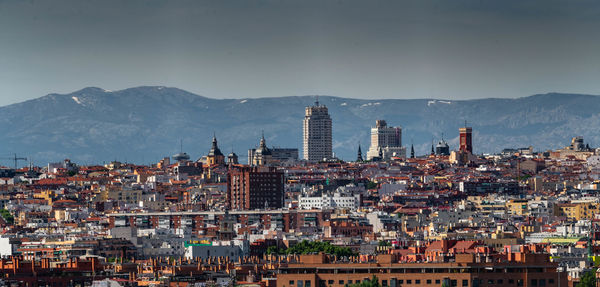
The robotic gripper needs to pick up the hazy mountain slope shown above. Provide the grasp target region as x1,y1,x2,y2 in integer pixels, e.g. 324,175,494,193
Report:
0,87,597,166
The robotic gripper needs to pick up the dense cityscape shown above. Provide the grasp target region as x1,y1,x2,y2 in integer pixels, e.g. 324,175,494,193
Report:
0,100,598,286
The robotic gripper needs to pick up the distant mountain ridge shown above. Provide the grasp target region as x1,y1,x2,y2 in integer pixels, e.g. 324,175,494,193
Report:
0,86,598,166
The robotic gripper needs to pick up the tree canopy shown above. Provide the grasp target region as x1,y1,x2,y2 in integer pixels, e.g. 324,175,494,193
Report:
266,240,357,257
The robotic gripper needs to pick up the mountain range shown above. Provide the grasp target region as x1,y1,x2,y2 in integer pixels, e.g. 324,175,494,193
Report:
0,86,598,166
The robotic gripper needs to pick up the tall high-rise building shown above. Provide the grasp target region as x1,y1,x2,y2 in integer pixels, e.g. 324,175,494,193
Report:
459,126,473,153
303,100,332,162
367,120,405,160
227,166,284,210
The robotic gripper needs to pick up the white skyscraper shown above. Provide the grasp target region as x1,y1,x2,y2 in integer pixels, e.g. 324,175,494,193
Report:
367,120,405,160
303,100,332,162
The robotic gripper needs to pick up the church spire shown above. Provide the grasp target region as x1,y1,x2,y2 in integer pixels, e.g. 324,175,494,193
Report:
410,144,415,158
357,143,363,162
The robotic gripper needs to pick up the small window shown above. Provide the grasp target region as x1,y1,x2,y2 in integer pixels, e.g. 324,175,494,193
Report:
382,280,388,287
509,279,514,284
415,280,420,284
497,280,503,285
328,280,334,285
531,279,538,287
398,280,404,284
427,280,432,284
435,280,440,284
549,279,555,284
339,281,344,285
407,280,412,284
463,280,469,286
289,281,294,286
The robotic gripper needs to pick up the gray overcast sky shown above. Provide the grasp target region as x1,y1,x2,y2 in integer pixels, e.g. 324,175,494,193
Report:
1,0,600,105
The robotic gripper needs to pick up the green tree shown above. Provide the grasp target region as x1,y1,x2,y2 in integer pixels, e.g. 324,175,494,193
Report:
347,276,380,287
366,181,378,190
378,240,391,247
266,245,279,255
580,268,597,287
273,240,357,257
0,209,14,225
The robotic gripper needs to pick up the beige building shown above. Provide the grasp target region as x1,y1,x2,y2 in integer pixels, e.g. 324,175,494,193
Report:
366,120,405,160
303,100,332,162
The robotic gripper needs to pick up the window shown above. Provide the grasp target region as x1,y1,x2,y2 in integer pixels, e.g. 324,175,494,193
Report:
339,281,344,285
435,280,440,284
415,280,420,284
497,279,503,285
462,280,468,286
328,280,334,285
517,279,524,287
289,281,294,286
348,281,353,284
539,279,546,287
531,279,538,287
488,280,494,284
549,279,555,285
407,280,412,284
427,280,431,284
298,280,304,287
398,280,404,284
382,280,387,286
509,279,514,284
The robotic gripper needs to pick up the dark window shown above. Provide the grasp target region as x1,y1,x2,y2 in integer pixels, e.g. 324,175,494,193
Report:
427,280,432,284
436,280,440,284
509,279,514,284
549,279,555,285
463,280,469,286
382,280,388,287
451,280,457,287
290,281,294,286
415,280,420,284
298,280,304,287
497,280,503,285
407,280,412,284
339,281,344,285
517,279,524,287
328,280,334,285
399,280,404,284
348,281,353,284
540,279,546,287
531,279,538,287
488,280,494,284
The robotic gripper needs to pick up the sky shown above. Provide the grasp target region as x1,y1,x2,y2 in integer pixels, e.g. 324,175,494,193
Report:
1,0,600,106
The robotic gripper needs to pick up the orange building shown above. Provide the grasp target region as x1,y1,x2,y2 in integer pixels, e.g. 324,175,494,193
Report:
276,253,566,287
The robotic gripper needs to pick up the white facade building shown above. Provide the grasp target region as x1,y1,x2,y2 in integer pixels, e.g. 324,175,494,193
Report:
367,120,405,160
298,192,360,210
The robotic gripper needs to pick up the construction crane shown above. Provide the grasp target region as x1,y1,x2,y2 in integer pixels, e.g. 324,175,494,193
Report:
1,154,27,169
